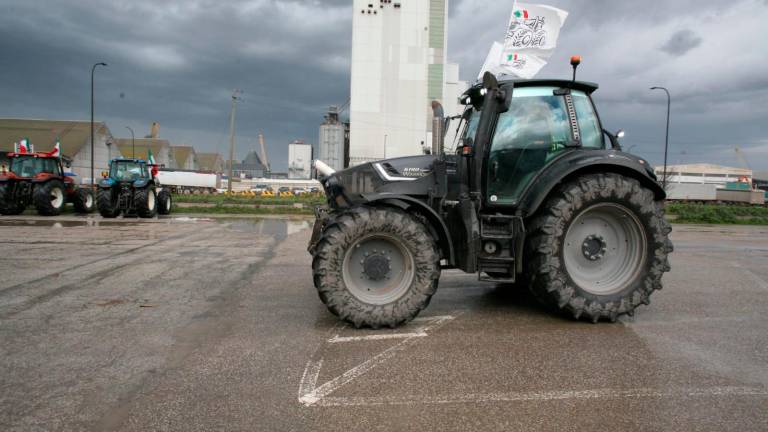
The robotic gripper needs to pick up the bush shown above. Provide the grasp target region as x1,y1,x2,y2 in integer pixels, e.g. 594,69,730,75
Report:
666,203,768,225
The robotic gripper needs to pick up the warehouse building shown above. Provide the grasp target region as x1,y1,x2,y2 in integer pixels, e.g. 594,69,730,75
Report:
116,138,173,167
0,119,114,184
657,164,752,185
197,153,224,173
171,146,198,170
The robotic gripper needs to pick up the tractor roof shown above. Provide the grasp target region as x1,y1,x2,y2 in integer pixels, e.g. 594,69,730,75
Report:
468,79,599,95
112,158,147,164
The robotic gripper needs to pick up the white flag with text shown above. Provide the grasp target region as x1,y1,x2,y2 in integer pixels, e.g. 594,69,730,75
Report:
503,2,568,60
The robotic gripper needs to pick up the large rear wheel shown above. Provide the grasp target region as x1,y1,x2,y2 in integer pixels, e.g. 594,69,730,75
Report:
157,189,172,215
312,206,441,328
136,186,157,218
525,173,673,322
97,188,120,218
33,180,65,216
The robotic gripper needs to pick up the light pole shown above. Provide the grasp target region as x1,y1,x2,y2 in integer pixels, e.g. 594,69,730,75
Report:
91,62,108,187
125,126,135,158
650,86,671,189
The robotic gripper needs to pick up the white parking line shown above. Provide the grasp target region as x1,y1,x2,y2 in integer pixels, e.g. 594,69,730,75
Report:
312,386,768,407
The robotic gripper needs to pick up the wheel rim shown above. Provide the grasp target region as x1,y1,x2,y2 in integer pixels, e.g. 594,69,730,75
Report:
563,203,647,295
51,187,64,208
85,193,93,208
166,196,172,212
342,234,415,305
148,190,156,210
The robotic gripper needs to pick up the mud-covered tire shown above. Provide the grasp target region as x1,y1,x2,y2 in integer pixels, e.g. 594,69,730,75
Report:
157,190,172,215
136,185,157,218
73,188,95,214
525,173,673,323
312,206,441,329
33,180,66,216
97,188,120,218
0,183,25,215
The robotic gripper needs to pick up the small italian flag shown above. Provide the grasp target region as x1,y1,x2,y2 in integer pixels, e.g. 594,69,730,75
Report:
147,149,156,165
507,53,520,62
514,9,529,19
49,139,61,157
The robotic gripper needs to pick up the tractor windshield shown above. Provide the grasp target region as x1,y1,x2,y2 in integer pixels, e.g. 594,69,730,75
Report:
451,108,482,152
110,161,147,182
9,155,61,177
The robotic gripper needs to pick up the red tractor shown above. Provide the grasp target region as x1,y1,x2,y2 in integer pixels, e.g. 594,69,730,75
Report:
0,150,95,216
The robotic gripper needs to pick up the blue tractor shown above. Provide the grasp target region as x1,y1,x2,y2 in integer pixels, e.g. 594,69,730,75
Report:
97,158,172,218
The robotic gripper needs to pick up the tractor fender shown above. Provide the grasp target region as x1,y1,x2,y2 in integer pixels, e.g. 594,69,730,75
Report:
361,193,454,264
518,150,666,217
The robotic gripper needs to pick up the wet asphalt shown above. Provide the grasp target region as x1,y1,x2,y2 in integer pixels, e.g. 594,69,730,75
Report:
0,217,766,431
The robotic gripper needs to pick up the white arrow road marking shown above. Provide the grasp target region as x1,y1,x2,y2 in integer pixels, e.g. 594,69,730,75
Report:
299,315,455,406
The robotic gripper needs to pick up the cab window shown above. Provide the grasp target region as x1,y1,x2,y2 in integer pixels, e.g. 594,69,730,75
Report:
487,86,571,204
573,90,603,149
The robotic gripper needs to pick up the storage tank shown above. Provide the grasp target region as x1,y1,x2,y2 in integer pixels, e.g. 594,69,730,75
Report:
319,106,346,172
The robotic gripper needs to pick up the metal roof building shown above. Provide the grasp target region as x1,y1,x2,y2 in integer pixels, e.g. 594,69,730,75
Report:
0,118,114,183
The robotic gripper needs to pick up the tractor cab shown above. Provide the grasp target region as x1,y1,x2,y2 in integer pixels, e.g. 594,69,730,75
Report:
103,159,155,185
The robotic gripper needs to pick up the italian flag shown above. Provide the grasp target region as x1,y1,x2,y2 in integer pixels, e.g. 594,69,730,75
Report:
514,9,529,19
507,53,520,62
147,149,156,165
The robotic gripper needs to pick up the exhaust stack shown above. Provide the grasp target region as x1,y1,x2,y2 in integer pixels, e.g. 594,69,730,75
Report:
315,160,336,177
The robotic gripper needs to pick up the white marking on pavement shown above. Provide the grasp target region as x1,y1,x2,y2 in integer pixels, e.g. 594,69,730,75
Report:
328,332,427,343
326,315,454,343
299,315,455,406
312,386,768,407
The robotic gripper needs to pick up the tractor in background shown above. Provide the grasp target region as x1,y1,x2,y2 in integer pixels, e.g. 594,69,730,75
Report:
0,148,94,216
97,158,172,218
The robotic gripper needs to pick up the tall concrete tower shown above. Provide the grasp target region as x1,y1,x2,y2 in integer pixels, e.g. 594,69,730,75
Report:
348,0,449,165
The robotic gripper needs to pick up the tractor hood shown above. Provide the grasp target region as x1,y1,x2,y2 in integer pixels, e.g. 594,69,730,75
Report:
321,155,437,209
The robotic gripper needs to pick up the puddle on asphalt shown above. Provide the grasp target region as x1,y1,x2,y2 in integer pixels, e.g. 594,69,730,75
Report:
0,216,313,240
223,218,312,241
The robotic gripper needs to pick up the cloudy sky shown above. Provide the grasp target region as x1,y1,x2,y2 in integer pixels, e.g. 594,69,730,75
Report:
1,0,767,172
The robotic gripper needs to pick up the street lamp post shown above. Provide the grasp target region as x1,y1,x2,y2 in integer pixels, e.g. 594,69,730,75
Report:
125,126,135,158
650,86,671,189
91,62,108,187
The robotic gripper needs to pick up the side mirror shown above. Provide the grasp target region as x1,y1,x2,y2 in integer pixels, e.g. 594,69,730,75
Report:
603,129,624,151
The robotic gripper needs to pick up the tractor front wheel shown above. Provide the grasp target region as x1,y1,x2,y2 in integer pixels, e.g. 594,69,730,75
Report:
33,180,66,216
73,189,95,214
525,173,673,323
136,186,158,218
97,188,120,218
312,206,441,328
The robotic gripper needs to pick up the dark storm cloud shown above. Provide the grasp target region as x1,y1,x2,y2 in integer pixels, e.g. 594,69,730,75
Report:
1,0,767,171
660,30,703,56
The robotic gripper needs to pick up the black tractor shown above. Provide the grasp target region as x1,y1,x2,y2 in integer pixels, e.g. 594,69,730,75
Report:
308,63,673,328
97,158,172,218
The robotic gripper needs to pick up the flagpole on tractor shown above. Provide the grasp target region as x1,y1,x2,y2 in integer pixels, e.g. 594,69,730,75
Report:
91,62,108,188
650,86,671,190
